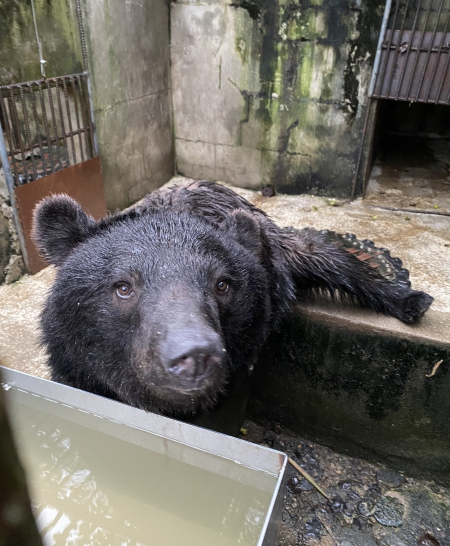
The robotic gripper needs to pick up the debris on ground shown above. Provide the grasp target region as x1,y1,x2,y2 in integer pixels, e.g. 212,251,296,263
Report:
240,420,450,546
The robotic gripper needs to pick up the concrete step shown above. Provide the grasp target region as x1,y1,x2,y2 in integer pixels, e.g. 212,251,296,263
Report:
1,177,449,483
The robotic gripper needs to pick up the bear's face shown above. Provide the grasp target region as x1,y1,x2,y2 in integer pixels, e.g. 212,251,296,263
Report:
34,197,271,414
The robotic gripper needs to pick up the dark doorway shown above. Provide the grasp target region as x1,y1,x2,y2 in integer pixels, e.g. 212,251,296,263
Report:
365,100,450,211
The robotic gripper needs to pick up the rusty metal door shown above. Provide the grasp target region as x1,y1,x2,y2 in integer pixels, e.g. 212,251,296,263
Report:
0,1,106,274
370,0,450,103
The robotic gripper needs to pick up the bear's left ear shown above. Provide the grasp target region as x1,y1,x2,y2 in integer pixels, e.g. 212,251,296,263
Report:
32,194,98,266
224,210,263,258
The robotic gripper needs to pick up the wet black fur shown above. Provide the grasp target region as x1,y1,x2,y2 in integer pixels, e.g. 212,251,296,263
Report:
32,181,433,416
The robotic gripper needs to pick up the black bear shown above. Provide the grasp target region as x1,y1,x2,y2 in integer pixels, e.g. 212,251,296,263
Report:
32,181,433,415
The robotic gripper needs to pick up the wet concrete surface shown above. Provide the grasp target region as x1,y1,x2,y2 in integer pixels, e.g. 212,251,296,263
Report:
241,420,450,546
365,136,450,216
0,266,52,378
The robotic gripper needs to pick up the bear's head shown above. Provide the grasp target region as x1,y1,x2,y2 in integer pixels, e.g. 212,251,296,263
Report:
33,195,272,415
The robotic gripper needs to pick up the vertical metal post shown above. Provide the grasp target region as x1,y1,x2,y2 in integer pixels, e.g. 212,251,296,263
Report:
62,78,78,164
29,84,48,175
85,73,99,156
383,0,411,99
9,89,30,183
350,97,373,200
377,0,403,98
55,82,70,166
70,77,85,163
76,0,89,73
368,0,394,97
37,82,55,172
0,121,30,271
74,0,99,157
46,82,64,171
76,75,92,159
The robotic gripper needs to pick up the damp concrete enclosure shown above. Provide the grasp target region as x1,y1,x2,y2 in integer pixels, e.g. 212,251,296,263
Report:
0,0,174,284
1,0,450,489
1,0,384,231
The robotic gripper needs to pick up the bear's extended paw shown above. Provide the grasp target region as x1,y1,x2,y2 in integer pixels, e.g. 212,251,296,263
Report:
397,290,434,324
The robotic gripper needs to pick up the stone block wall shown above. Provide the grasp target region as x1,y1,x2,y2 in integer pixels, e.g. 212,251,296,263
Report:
171,0,384,196
0,169,24,284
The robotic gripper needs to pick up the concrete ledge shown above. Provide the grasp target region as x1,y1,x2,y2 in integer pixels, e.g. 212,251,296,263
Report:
297,301,450,348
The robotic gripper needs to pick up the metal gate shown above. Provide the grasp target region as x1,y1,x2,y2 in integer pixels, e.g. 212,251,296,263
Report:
0,73,96,185
370,0,450,103
351,0,450,198
0,0,106,274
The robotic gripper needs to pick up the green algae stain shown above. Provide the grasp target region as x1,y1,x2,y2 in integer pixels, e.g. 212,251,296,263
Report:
320,70,334,101
297,43,314,99
0,0,83,85
236,37,248,65
232,0,383,195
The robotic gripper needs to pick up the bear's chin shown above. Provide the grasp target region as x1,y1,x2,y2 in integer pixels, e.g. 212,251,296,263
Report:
139,375,229,416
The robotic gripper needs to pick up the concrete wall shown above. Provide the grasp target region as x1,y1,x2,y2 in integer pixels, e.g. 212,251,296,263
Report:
171,0,384,197
0,169,24,284
80,0,174,211
0,0,174,213
0,0,84,85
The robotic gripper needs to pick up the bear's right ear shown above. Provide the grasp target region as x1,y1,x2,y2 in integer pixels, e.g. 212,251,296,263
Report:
224,209,263,259
32,194,98,266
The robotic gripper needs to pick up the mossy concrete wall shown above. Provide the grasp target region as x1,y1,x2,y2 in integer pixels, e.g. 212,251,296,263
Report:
0,0,174,282
0,0,84,85
171,0,384,197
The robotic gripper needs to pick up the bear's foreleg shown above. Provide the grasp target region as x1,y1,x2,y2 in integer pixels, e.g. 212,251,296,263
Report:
281,231,433,324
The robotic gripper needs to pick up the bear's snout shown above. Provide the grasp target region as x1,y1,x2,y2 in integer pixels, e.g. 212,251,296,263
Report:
160,328,225,388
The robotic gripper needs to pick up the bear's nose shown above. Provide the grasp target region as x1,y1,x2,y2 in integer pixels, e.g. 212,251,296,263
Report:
160,328,225,384
168,352,222,382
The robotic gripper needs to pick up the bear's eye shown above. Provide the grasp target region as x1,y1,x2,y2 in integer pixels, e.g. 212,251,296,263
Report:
116,282,133,298
216,280,229,294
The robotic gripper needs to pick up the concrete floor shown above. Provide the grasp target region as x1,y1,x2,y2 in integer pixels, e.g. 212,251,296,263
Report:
365,135,450,215
1,175,450,379
0,266,53,379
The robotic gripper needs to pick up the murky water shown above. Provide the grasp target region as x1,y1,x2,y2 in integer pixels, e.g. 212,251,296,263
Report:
5,387,276,546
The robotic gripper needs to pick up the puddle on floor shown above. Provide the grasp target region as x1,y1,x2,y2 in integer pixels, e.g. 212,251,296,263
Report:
365,131,450,214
